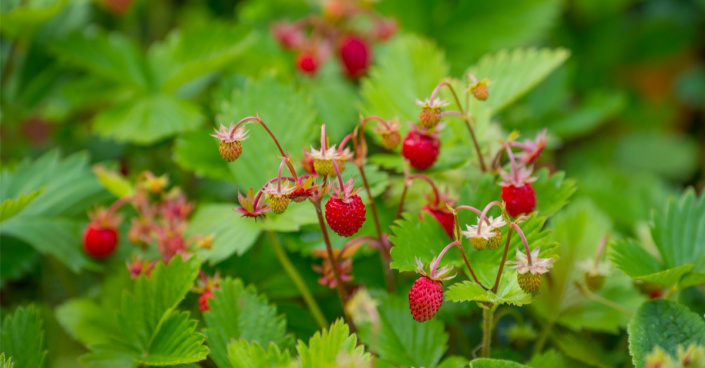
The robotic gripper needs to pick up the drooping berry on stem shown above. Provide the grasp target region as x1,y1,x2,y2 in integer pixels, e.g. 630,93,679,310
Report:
402,127,440,170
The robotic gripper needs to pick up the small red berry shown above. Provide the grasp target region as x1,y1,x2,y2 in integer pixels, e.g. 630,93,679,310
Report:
501,183,536,218
338,36,371,79
402,128,440,170
409,276,444,322
83,225,119,259
325,194,366,237
421,206,454,238
199,289,214,312
296,52,319,75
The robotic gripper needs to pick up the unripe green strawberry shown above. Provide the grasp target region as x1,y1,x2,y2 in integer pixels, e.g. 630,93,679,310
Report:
486,228,503,250
269,195,290,214
470,237,488,251
517,272,542,294
219,140,243,162
313,158,333,176
585,273,605,291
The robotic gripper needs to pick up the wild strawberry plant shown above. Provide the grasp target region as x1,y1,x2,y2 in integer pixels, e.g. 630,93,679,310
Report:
1,1,704,368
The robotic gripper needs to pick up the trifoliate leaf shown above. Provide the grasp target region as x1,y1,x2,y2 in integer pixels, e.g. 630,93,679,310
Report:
531,168,576,218
628,299,705,368
217,74,317,190
227,340,291,368
465,48,569,115
360,34,449,125
446,275,531,307
81,257,208,367
0,188,43,222
469,358,527,367
611,189,705,288
0,305,46,368
93,94,203,145
354,293,448,368
0,151,109,271
203,278,289,368
295,319,371,368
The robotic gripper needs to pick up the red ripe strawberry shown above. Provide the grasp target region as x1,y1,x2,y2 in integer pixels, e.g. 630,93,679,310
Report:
501,183,536,217
421,206,454,238
402,127,440,170
338,36,370,79
409,276,444,322
83,225,119,259
199,289,214,312
296,52,319,75
325,178,366,237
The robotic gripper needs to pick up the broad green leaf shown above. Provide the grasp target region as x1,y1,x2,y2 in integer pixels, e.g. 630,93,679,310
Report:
49,29,151,90
438,356,470,368
355,293,448,368
0,151,109,271
611,189,705,288
296,319,371,368
527,350,570,367
469,358,527,368
217,75,317,190
227,340,291,368
0,0,68,38
187,204,262,264
531,169,576,218
148,23,258,93
203,278,289,368
55,298,116,346
446,275,531,307
360,34,450,124
174,132,235,182
93,94,203,145
256,203,319,232
0,305,46,368
82,257,208,367
628,299,705,368
0,188,43,222
389,212,459,272
465,48,569,114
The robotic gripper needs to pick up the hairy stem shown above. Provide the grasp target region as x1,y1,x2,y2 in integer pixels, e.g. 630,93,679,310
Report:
482,305,496,358
266,231,328,328
492,228,513,293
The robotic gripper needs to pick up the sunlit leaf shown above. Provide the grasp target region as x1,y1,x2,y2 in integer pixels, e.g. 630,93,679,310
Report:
227,340,291,368
295,319,371,367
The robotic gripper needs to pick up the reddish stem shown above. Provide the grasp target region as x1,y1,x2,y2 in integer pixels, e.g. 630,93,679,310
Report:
430,240,459,275
232,116,298,180
407,174,442,206
510,222,532,266
477,201,501,233
455,205,491,225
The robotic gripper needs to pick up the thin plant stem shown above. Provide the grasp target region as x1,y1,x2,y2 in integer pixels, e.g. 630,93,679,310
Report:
395,179,410,220
510,222,532,265
455,205,491,225
232,116,298,180
266,231,328,328
492,227,514,294
533,318,555,355
430,240,459,275
482,305,496,357
457,244,487,290
575,281,633,317
477,201,501,233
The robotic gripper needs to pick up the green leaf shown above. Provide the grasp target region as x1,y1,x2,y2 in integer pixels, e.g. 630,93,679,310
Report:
0,151,109,271
360,34,450,124
93,167,133,198
187,204,262,264
0,353,14,368
93,94,203,145
148,23,258,93
227,340,290,368
256,203,319,233
0,188,44,222
55,298,116,346
0,0,68,39
203,278,289,368
531,169,576,218
295,319,371,367
446,276,531,307
469,358,527,368
217,75,317,190
0,236,38,286
81,257,208,367
628,299,705,368
0,305,46,368
611,189,705,288
389,212,457,272
527,350,570,368
300,67,359,142
174,132,235,182
465,48,570,114
355,293,448,368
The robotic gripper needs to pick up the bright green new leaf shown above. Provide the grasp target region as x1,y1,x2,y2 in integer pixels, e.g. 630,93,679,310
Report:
355,293,448,368
0,188,43,222
296,319,371,368
0,151,109,271
628,299,705,368
81,257,209,367
465,48,570,115
360,34,450,125
611,189,705,288
227,340,291,368
469,358,527,368
0,305,46,368
218,75,317,190
203,278,289,368
93,167,133,198
446,274,531,307
93,94,203,145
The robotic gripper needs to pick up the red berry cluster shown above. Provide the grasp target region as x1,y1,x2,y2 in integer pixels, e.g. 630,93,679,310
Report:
271,0,396,78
